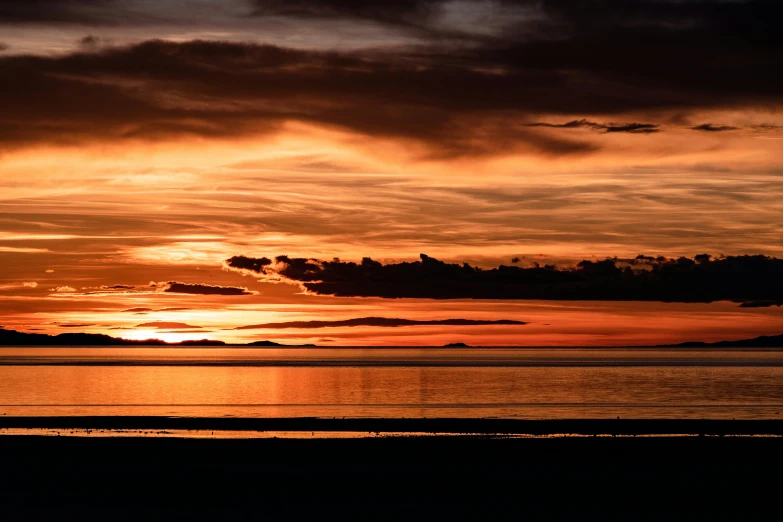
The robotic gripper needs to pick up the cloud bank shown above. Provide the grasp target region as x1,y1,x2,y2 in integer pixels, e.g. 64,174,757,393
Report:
225,253,783,304
0,0,780,155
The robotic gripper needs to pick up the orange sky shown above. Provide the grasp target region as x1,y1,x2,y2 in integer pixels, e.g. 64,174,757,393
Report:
0,0,781,345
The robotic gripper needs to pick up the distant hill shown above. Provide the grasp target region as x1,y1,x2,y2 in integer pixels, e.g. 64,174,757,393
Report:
247,340,283,347
0,328,307,347
443,342,470,347
660,333,783,348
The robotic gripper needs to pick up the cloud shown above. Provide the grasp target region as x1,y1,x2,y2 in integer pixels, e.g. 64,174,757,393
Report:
79,34,103,49
225,253,783,305
0,0,152,25
603,123,660,134
0,247,50,253
102,284,135,290
738,300,783,308
135,322,202,329
154,280,256,295
0,40,597,157
251,0,434,22
527,120,661,134
158,329,212,334
45,269,54,273
0,282,40,290
251,0,780,39
249,0,445,34
122,306,194,313
236,317,527,329
51,286,76,292
0,42,7,52
691,124,740,132
2,0,781,157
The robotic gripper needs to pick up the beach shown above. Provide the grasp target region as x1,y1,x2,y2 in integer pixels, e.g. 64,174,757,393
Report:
2,418,782,521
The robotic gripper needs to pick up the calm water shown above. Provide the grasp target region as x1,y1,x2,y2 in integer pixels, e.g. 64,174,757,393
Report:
1,347,782,419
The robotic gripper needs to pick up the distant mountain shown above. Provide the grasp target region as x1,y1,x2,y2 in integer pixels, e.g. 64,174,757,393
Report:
443,342,470,347
660,333,783,348
247,340,283,347
0,328,307,347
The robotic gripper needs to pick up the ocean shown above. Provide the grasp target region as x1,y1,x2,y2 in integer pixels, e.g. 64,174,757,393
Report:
1,346,782,419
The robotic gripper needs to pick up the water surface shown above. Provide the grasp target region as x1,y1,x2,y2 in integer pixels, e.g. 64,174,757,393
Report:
1,347,782,419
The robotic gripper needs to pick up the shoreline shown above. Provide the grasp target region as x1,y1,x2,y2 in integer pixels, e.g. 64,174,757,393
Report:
2,431,781,520
3,416,783,436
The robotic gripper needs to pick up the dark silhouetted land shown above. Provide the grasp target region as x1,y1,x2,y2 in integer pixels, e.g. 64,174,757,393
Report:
660,332,783,348
5,327,783,349
2,416,783,435
0,328,294,347
1,421,781,521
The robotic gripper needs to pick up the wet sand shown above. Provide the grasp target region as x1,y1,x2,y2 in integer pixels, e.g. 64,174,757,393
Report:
2,415,783,436
1,418,782,520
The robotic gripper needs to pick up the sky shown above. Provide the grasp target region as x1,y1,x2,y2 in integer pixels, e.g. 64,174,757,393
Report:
0,0,781,345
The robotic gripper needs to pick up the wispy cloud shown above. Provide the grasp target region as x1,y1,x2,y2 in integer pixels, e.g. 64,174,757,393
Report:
153,281,257,296
135,321,202,329
691,124,740,132
236,317,527,329
527,120,661,134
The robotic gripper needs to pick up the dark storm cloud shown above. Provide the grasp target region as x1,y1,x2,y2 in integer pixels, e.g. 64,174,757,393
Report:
251,0,776,29
0,1,780,152
225,253,783,305
738,300,783,308
236,317,527,329
691,124,740,132
250,0,440,28
156,281,256,296
527,120,661,134
0,0,150,25
0,40,596,156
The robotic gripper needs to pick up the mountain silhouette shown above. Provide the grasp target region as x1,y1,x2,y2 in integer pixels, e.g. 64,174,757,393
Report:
660,333,783,348
0,328,300,347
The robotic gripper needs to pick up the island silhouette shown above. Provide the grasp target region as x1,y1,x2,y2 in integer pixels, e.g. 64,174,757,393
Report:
0,328,314,347
2,327,781,348
659,333,783,348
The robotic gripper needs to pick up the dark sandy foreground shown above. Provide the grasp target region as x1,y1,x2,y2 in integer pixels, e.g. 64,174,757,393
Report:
1,419,782,521
2,416,783,435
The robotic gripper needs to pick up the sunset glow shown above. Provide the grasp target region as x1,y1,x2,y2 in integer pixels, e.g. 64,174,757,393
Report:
1,0,781,346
